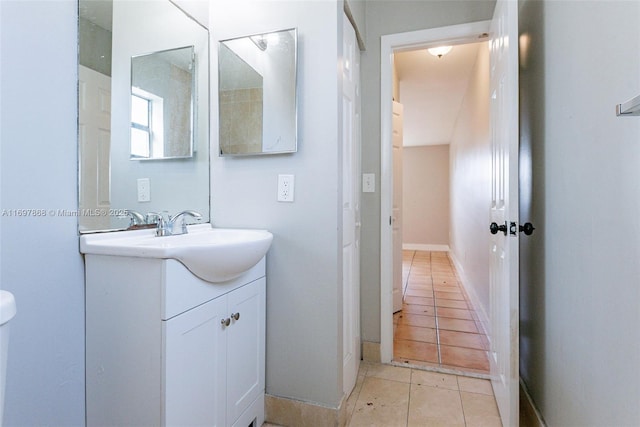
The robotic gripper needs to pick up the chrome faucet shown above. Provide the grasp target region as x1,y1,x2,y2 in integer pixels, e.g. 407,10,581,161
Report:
168,210,203,235
148,210,202,237
146,212,170,236
120,209,145,227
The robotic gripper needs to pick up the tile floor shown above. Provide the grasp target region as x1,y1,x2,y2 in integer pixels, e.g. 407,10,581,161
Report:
263,362,501,427
263,250,501,427
394,251,490,375
344,362,501,426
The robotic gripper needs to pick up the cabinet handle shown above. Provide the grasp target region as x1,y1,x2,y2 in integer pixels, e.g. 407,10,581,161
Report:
231,312,240,321
221,318,231,327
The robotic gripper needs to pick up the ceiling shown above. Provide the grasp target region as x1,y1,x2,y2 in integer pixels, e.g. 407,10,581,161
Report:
79,0,112,30
394,42,485,147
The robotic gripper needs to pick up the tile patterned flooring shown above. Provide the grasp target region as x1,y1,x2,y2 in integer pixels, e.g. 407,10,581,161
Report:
263,362,501,427
394,251,490,375
344,362,501,426
264,250,501,427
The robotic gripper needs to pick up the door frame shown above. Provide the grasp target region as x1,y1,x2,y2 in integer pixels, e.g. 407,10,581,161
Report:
379,20,491,363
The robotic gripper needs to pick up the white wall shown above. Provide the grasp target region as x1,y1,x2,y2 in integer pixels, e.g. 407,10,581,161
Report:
402,145,450,247
360,0,496,343
519,0,640,424
448,41,490,318
210,0,344,408
174,0,209,26
0,1,85,425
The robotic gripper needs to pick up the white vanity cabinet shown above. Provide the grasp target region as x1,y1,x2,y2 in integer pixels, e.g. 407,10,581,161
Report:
164,275,265,427
85,254,266,427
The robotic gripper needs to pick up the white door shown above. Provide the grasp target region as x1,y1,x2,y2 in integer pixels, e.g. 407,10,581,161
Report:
342,13,361,397
78,65,111,231
488,0,519,425
392,101,404,313
164,296,227,426
226,279,265,424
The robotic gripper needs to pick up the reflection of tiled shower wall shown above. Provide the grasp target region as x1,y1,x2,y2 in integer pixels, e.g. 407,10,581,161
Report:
167,64,192,157
219,88,263,154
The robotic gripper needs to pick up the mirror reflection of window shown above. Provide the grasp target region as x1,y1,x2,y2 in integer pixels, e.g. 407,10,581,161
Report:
130,93,151,158
130,88,164,158
130,45,193,160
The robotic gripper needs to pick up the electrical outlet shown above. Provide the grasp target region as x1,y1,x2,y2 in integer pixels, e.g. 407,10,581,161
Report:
277,174,294,202
137,178,150,202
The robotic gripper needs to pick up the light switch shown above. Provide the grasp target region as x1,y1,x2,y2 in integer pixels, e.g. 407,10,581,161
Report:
362,173,375,193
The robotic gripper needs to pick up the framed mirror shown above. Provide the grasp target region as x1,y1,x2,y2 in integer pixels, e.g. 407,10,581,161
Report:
130,45,195,160
218,28,297,156
78,0,210,233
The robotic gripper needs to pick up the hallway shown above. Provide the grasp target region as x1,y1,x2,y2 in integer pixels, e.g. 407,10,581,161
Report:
393,251,490,375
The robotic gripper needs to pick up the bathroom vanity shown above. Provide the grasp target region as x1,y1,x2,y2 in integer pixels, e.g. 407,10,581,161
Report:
82,227,271,427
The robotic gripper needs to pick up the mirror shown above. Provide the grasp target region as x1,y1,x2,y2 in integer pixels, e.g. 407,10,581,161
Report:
130,45,195,160
78,0,209,233
218,28,297,156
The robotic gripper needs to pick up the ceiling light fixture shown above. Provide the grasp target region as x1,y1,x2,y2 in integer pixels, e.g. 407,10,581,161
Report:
250,35,268,51
427,46,453,58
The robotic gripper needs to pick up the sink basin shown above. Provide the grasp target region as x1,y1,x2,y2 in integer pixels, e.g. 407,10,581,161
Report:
0,290,16,325
80,224,273,283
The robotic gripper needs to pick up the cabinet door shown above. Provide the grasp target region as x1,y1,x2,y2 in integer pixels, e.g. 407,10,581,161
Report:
164,296,227,427
226,278,266,423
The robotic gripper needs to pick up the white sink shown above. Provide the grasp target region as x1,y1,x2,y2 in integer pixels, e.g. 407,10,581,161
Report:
80,224,273,283
0,290,16,325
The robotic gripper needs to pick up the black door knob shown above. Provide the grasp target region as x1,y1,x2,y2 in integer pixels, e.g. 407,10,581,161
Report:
490,222,507,235
519,222,536,235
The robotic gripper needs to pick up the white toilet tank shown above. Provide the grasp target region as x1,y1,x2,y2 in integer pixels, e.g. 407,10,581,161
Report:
0,290,16,427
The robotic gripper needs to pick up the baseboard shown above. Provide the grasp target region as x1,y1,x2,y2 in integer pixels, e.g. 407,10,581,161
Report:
520,379,546,427
449,252,490,338
265,393,346,427
402,243,450,252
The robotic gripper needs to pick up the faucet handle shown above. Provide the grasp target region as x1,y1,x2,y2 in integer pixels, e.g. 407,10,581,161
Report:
119,209,145,227
169,210,203,222
169,210,203,234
